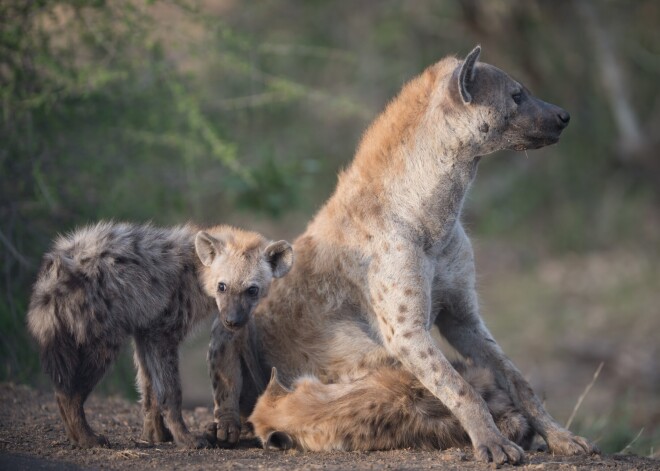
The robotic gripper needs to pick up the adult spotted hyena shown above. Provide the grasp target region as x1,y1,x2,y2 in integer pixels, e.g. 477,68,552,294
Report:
212,46,598,464
249,364,534,452
27,221,292,448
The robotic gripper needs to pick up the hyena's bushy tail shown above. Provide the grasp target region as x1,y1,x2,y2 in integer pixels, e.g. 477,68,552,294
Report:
27,252,82,393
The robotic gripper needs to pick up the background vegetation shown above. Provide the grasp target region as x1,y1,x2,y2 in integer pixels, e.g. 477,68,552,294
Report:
1,0,658,456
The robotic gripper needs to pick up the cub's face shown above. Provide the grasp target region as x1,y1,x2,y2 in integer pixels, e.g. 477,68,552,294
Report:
195,230,293,330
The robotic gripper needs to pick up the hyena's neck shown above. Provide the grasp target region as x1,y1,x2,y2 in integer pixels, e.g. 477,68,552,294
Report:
337,73,480,249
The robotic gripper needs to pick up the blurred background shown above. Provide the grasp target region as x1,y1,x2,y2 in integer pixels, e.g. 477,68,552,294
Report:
1,0,658,456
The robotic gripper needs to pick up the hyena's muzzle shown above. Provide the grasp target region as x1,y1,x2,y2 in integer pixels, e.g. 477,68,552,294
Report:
505,90,570,151
217,296,253,330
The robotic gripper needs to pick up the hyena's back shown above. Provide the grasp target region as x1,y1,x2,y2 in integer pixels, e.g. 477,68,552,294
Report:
27,221,197,391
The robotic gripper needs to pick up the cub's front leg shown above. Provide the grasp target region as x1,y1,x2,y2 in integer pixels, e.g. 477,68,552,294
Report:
207,317,244,447
370,254,523,465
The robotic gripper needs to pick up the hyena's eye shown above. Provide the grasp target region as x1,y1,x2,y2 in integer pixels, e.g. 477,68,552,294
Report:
218,282,227,293
246,286,259,298
512,92,522,105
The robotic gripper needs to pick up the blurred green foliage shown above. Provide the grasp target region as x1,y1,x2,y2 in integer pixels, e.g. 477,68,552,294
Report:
1,0,658,454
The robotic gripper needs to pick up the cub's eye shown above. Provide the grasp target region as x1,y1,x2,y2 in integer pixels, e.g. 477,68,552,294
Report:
246,286,259,297
512,92,522,105
218,282,227,293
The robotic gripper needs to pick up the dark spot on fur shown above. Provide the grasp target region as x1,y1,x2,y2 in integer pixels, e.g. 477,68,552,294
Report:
398,304,408,314
404,288,413,296
403,331,413,339
479,122,490,133
385,334,392,343
38,293,52,306
400,346,409,356
427,347,434,356
419,350,428,359
431,363,439,373
388,325,394,336
396,315,405,324
382,242,390,252
458,388,467,397
63,274,85,291
455,402,462,408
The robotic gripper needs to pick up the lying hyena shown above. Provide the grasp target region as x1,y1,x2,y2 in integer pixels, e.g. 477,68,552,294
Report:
27,221,292,448
211,46,598,464
249,364,534,451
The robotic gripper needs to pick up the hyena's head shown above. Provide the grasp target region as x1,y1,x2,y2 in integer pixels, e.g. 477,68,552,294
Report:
428,45,570,157
195,227,293,330
248,367,295,450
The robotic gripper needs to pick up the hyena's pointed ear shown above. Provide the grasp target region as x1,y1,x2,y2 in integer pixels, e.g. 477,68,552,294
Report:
265,367,290,398
264,240,293,278
264,430,294,451
195,231,225,267
458,45,481,104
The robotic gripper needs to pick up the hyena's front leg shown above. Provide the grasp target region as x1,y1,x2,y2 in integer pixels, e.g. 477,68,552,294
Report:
207,317,244,447
134,338,173,443
138,338,208,449
372,259,523,465
436,296,599,456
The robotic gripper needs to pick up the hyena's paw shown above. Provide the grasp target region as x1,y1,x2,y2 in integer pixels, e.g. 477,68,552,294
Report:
141,416,174,443
472,430,525,465
546,428,600,456
174,432,210,449
206,417,241,448
76,433,110,448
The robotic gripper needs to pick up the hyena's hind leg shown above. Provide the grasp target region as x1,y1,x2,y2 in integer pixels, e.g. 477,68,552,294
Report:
134,338,173,443
136,337,208,449
54,340,120,447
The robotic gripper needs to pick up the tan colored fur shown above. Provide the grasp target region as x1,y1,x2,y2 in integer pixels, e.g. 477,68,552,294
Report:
249,362,533,452
210,47,596,464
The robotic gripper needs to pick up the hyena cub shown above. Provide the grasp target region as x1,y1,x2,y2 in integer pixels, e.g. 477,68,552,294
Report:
249,363,534,452
27,221,293,448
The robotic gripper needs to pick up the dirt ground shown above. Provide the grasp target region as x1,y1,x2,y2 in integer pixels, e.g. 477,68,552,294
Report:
1,383,657,470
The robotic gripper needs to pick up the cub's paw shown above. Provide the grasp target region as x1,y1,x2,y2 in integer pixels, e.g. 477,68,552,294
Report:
210,416,241,448
546,428,599,455
76,433,110,448
141,416,173,443
175,433,210,449
473,432,525,465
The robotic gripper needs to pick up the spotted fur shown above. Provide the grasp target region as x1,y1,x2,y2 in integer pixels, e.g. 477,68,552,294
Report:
27,221,292,448
210,46,597,464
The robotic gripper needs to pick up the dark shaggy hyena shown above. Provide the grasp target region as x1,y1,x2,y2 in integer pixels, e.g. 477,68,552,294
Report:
27,221,293,448
249,363,534,452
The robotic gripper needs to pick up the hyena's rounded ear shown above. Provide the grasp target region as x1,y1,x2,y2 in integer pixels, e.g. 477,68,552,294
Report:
264,240,293,278
264,430,293,451
195,231,225,267
458,44,481,104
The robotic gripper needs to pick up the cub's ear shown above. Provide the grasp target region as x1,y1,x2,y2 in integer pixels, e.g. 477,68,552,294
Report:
265,367,290,398
458,44,481,104
195,231,225,267
264,240,293,278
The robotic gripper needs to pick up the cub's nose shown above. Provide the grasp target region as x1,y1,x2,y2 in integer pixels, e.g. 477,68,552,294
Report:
557,109,570,128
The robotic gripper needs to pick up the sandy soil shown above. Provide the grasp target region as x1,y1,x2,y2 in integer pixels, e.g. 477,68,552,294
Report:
1,383,657,470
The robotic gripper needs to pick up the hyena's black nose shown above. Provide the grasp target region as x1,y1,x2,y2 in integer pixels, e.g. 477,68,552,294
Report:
557,109,570,128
